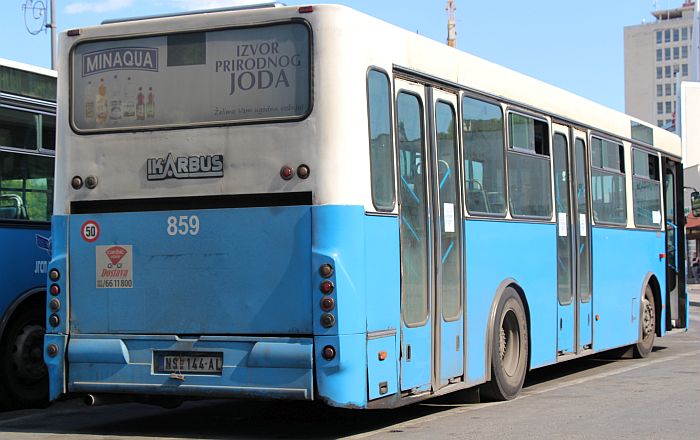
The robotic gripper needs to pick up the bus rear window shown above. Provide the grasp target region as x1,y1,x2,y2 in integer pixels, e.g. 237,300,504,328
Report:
71,22,311,132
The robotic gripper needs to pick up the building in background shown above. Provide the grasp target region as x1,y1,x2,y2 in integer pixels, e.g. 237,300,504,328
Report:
624,1,695,128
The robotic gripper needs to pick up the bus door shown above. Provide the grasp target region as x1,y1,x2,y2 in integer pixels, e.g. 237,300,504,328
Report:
430,89,464,388
662,157,686,329
553,125,576,355
573,130,593,350
395,78,464,393
553,125,592,356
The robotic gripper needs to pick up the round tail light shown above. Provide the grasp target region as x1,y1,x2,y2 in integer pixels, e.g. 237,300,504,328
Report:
321,345,336,360
49,269,60,281
320,280,334,294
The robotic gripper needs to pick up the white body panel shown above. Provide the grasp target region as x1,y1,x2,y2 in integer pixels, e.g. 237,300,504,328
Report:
55,4,681,216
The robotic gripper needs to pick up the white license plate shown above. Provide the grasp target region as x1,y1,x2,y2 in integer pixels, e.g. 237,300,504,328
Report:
155,352,223,374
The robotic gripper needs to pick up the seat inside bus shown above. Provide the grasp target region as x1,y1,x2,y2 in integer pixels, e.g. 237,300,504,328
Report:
0,194,27,219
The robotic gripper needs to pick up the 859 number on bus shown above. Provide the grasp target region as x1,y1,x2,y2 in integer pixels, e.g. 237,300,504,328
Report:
166,215,200,236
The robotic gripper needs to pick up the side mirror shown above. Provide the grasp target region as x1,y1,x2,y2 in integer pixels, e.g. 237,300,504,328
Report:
692,191,700,217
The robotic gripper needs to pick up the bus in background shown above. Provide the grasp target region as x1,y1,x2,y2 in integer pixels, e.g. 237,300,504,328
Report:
0,58,55,410
46,4,686,409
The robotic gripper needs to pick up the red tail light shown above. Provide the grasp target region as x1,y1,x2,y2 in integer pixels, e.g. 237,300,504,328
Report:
320,280,334,294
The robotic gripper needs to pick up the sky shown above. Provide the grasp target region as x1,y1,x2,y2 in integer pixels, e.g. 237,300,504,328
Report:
0,0,685,112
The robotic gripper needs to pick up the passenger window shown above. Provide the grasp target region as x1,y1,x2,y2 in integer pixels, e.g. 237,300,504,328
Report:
367,69,395,211
462,96,506,216
591,136,626,225
0,151,54,222
632,149,661,228
0,107,39,150
507,113,552,218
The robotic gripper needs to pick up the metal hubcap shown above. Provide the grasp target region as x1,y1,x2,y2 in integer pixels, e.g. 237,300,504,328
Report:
642,297,655,338
11,323,46,384
500,309,520,377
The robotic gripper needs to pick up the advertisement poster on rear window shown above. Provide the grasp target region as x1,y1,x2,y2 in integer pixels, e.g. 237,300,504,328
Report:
72,22,310,131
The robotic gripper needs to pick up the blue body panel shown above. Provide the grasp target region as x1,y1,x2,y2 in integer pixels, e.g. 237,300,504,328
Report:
363,215,401,400
68,207,311,335
67,334,314,399
591,227,666,349
440,318,464,384
45,202,671,408
0,224,50,324
465,220,558,383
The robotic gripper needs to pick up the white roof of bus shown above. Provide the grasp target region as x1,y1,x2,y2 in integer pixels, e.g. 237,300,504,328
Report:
0,57,57,78
62,3,680,157
320,5,680,156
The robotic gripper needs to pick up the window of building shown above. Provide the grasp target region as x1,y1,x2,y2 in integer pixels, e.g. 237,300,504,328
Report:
682,27,688,40
0,151,53,222
632,148,661,228
682,45,688,58
657,66,663,79
657,30,663,44
366,69,395,211
507,112,551,218
656,48,662,62
657,120,664,127
682,63,689,77
591,136,626,225
674,83,677,95
463,96,506,216
665,83,672,96
673,46,679,59
657,102,664,114
665,65,672,78
665,29,671,43
673,28,679,42
666,101,672,114
665,47,671,60
666,118,673,125
657,84,663,97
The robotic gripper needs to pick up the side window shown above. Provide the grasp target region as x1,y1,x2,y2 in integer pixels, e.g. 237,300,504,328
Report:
591,136,626,225
0,107,54,151
0,150,54,222
367,69,395,211
632,149,661,228
397,91,428,326
462,96,506,216
507,113,552,218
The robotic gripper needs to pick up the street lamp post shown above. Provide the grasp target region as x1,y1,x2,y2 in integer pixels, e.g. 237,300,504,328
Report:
22,0,56,70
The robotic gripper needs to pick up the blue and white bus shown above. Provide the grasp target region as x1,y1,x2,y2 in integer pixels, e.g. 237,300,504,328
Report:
46,4,687,409
0,58,55,410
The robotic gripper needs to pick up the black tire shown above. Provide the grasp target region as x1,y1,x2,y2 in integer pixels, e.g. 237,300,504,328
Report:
0,307,49,410
481,287,529,401
633,286,656,359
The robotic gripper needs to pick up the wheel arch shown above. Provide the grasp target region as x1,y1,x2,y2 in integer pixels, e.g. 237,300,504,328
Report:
641,272,662,338
484,279,532,382
0,287,46,344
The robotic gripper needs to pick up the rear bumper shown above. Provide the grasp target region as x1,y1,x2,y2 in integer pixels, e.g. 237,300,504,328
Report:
66,334,314,400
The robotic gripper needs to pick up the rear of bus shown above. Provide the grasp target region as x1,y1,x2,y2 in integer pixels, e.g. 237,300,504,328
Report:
45,5,393,408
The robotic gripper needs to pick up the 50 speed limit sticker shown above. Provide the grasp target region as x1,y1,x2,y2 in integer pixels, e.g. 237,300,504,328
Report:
81,220,100,242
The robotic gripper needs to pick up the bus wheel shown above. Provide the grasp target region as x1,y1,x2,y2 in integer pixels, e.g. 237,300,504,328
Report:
0,308,49,410
481,288,528,401
633,286,656,358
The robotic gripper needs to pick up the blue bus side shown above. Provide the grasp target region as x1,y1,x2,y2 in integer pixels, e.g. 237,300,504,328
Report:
591,227,666,349
464,219,558,383
0,225,50,329
45,206,668,408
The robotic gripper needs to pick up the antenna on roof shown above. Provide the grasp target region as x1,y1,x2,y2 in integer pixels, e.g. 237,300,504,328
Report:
446,0,457,48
